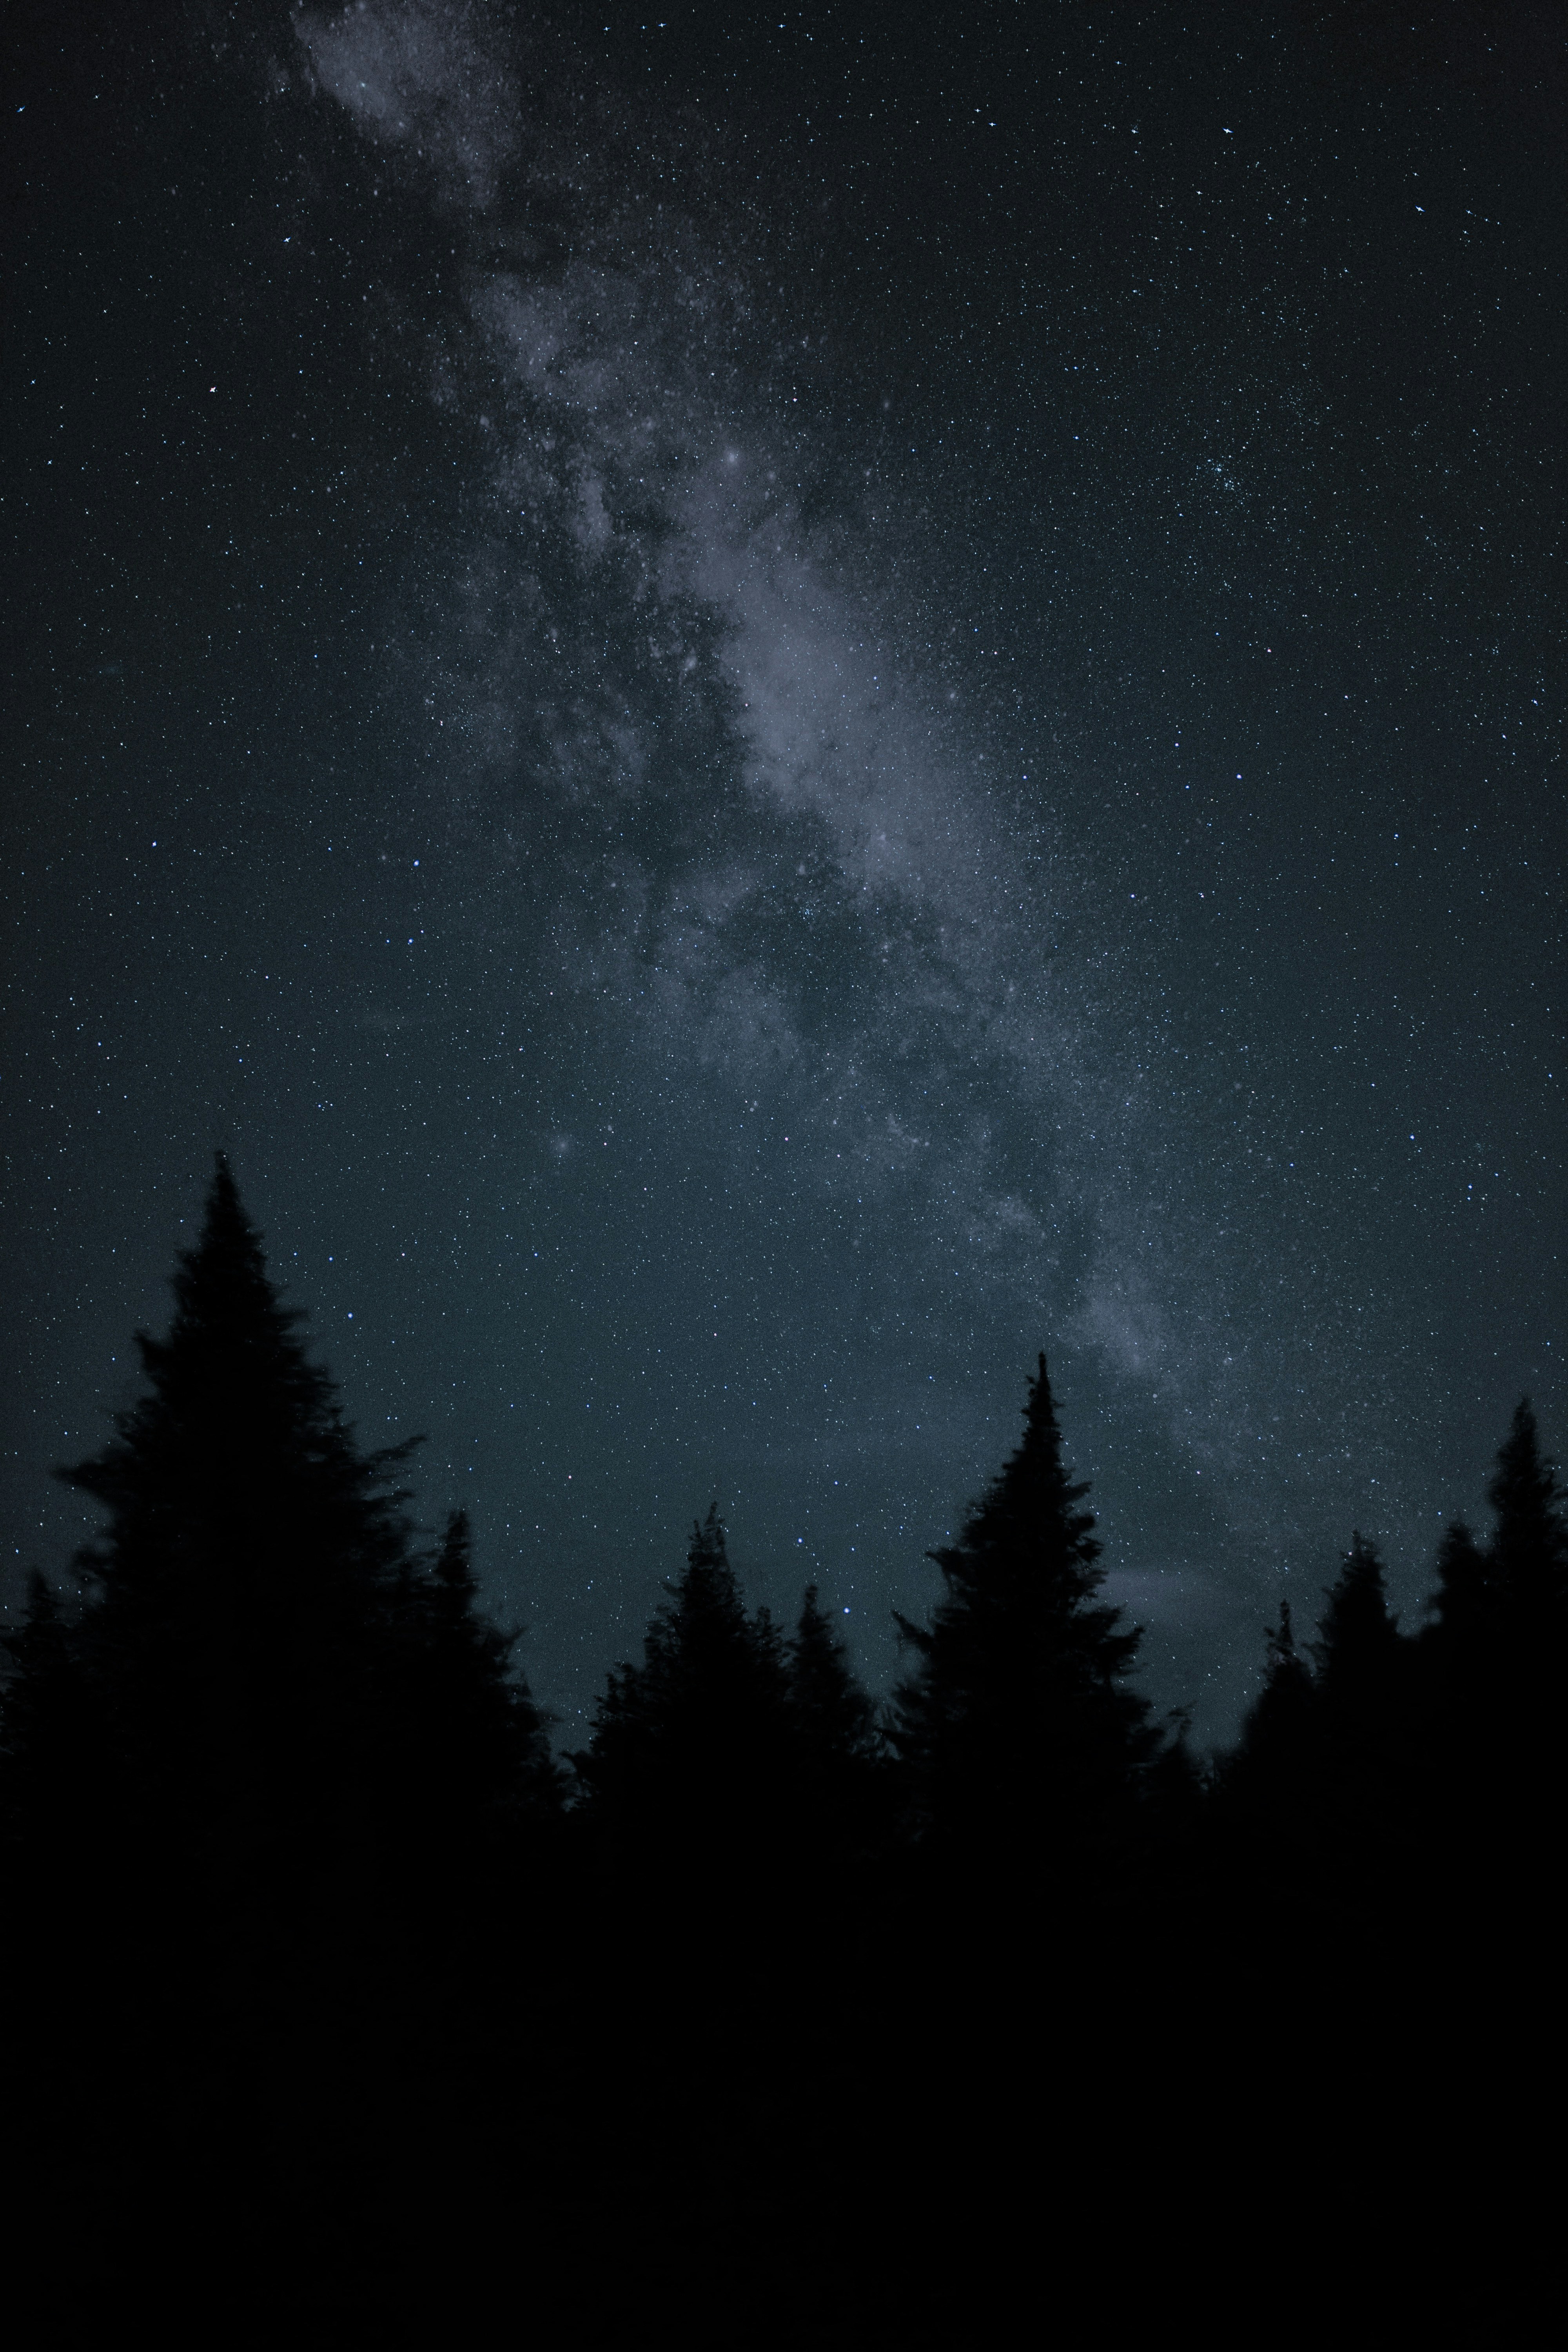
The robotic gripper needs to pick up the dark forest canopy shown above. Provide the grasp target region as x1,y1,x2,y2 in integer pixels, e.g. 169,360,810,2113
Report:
4,1161,1563,1866
3,1161,1563,2323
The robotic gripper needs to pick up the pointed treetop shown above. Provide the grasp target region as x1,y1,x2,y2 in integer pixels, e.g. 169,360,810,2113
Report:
890,1349,1153,1840
670,1502,741,1619
1265,1595,1304,1675
124,1154,318,1428
434,1508,476,1600
689,1501,728,1572
1311,1530,1401,1695
171,1152,278,1307
931,1350,1102,1607
1488,1399,1566,1573
1426,1518,1490,1643
57,1154,417,1597
788,1582,879,1760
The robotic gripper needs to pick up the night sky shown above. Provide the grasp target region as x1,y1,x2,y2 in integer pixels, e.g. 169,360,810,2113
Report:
4,1,1562,1751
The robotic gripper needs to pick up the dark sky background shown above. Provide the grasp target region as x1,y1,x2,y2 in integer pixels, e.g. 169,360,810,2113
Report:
4,0,1563,1751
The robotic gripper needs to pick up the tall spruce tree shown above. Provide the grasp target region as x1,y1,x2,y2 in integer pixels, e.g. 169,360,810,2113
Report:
55,1160,419,1887
47,1158,556,1914
889,1353,1156,1881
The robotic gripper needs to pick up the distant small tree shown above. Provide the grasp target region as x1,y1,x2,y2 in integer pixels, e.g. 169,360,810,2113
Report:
1312,1534,1412,1897
1486,1400,1567,1644
572,1505,792,1868
788,1584,880,1768
1312,1532,1403,1720
1217,1597,1323,1902
1418,1405,1566,1732
385,1509,563,1853
1416,1402,1567,1906
889,1353,1157,1886
1234,1599,1317,1780
785,1583,886,1862
1423,1520,1491,1657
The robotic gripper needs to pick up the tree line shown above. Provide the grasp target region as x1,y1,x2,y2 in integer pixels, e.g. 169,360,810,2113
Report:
2,1159,1561,2325
9,1159,1559,1913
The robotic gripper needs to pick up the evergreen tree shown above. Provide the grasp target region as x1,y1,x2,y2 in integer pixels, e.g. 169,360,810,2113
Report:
1233,1598,1318,1782
1311,1534,1411,1900
1423,1403,1566,1913
391,1508,563,1842
788,1584,880,1768
46,1157,568,1934
572,1504,791,1866
53,1156,421,1901
1312,1532,1403,1720
1486,1399,1567,1641
784,1583,886,1862
1418,1404,1566,1788
889,1353,1156,1882
1423,1520,1491,1655
1215,1597,1324,1909
1223,1542,1415,1925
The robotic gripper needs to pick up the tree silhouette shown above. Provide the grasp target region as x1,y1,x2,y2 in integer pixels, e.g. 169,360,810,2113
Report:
788,1584,880,1769
52,1157,423,1913
1424,1519,1491,1654
1416,1401,1566,1921
784,1583,886,1864
889,1353,1157,1887
1312,1533,1412,1907
1233,1598,1317,1782
1312,1532,1403,1713
388,1507,563,1850
1214,1595,1324,1913
1486,1399,1567,1640
571,1503,797,1887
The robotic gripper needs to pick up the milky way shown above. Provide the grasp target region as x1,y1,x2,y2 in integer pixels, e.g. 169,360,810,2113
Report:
5,2,1561,1745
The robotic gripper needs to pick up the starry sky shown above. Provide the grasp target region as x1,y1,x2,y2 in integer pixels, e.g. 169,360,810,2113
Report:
4,0,1563,1749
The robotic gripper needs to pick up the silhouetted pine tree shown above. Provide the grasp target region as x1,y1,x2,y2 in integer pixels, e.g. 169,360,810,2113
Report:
1231,1599,1316,1792
1415,1403,1566,1917
1421,1401,1566,1700
1424,1519,1491,1653
1486,1399,1567,1644
571,1504,792,1872
1312,1532,1403,1718
788,1584,880,1767
53,1157,421,1912
784,1583,886,1863
390,1508,562,1847
1312,1534,1412,1905
889,1353,1157,1889
1214,1597,1323,1911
